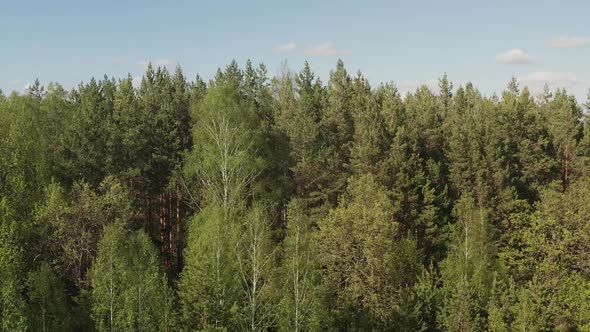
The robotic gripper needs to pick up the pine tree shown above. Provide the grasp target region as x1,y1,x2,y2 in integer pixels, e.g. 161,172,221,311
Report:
385,85,450,261
439,73,454,113
318,60,354,208
350,72,388,176
545,88,583,189
277,62,324,214
61,77,114,187
577,90,590,158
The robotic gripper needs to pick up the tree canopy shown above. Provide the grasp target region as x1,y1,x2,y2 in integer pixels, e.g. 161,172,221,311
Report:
1,60,590,331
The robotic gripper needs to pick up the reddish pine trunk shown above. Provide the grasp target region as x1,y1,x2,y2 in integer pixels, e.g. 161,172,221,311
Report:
169,193,174,257
176,189,182,269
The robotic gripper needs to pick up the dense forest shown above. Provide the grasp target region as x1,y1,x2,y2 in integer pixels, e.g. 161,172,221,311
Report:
1,59,590,331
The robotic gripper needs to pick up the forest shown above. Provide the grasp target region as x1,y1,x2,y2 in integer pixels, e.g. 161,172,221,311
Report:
1,59,589,331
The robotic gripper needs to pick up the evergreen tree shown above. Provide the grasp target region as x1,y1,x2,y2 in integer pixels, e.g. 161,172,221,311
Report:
318,60,354,208
350,72,388,176
61,78,114,187
2,58,590,331
276,62,325,215
545,88,583,188
385,85,450,261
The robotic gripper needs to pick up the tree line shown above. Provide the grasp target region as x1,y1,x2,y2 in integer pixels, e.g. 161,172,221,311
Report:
1,59,590,331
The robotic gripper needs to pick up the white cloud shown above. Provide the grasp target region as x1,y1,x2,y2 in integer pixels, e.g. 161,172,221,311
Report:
398,79,438,96
8,79,23,85
132,76,142,88
304,42,349,57
273,42,297,54
496,49,533,65
137,59,175,68
520,71,582,90
547,36,590,48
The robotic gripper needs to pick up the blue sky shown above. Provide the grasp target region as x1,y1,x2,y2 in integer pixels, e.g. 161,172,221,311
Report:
1,0,589,101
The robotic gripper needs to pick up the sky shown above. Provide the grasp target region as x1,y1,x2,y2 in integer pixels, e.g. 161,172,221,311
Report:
1,0,589,101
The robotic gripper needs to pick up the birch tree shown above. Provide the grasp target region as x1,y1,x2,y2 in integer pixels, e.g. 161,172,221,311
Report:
439,195,496,331
279,199,323,332
180,63,266,330
178,207,241,330
236,205,276,331
185,70,262,219
90,224,172,331
317,174,413,329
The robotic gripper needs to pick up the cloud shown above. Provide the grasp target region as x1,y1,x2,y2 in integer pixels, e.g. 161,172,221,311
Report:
496,49,533,65
304,42,349,57
132,76,142,88
273,42,297,54
520,71,582,90
8,79,23,85
137,59,175,68
398,79,438,96
547,36,590,48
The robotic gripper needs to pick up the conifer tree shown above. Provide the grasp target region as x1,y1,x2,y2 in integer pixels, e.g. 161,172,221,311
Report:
277,62,325,214
318,60,354,207
545,89,583,188
350,72,388,176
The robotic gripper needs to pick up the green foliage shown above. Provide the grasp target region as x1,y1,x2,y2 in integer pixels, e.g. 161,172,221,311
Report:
184,67,263,213
0,204,27,331
318,60,354,208
1,61,590,331
236,205,277,331
393,264,440,331
278,199,327,332
545,89,583,188
439,195,497,331
350,72,388,176
90,223,173,331
35,177,134,287
178,206,241,330
318,174,419,329
26,263,72,331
